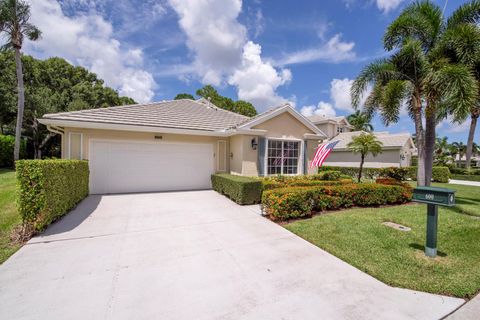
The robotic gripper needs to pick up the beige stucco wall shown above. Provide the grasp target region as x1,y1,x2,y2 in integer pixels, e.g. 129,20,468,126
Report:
61,111,323,178
229,112,321,176
315,123,335,139
254,112,315,139
62,127,230,173
323,149,402,168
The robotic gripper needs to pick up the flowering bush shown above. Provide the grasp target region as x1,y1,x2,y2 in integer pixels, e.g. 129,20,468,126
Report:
262,183,412,221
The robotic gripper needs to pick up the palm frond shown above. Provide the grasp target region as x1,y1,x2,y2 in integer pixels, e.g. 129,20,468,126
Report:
447,0,480,29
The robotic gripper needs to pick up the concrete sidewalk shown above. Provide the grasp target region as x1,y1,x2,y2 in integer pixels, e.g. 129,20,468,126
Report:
0,191,464,320
446,294,480,319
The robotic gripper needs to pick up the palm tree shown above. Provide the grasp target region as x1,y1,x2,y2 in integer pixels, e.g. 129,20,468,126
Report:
434,136,453,165
352,0,479,186
347,110,374,131
347,133,383,182
0,0,41,162
451,141,467,167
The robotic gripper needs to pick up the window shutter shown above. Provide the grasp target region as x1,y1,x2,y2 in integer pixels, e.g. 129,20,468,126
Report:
303,140,308,174
257,137,266,176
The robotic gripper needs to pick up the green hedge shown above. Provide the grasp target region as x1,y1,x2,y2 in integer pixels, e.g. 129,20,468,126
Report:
319,165,451,183
451,174,480,182
262,178,352,190
0,135,26,168
262,183,412,221
211,173,262,205
16,160,89,232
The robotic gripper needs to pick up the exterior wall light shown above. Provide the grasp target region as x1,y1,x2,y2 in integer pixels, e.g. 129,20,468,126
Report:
251,137,258,150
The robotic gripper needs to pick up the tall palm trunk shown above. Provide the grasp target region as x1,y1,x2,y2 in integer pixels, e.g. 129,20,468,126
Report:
413,96,426,186
424,105,436,186
13,47,25,163
465,111,479,170
358,153,365,183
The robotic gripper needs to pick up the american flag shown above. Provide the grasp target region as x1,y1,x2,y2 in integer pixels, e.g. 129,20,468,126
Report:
310,140,340,168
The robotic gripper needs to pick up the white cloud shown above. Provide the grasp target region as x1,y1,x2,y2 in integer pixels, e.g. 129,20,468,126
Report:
168,0,246,86
330,78,355,112
229,41,292,109
300,102,336,118
342,0,404,14
438,116,470,134
168,0,291,110
25,0,156,103
275,34,356,66
376,0,405,13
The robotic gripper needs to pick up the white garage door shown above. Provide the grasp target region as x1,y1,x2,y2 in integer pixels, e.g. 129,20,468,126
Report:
89,140,214,194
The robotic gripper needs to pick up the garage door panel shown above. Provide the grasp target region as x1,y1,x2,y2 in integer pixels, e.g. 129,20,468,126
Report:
89,140,214,194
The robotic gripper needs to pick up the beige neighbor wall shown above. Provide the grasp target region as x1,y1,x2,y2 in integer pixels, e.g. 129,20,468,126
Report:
62,127,229,173
230,112,320,176
323,149,402,168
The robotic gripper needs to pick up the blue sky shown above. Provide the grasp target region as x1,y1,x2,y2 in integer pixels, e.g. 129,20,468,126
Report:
25,0,477,143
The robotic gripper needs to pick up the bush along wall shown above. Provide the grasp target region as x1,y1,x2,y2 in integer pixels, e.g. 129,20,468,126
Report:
319,165,451,183
16,160,89,233
262,183,412,221
211,173,263,205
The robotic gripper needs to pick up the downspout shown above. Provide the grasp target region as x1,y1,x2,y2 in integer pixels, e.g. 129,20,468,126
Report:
46,125,65,158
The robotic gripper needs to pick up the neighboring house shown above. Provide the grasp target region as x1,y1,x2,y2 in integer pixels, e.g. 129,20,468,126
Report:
39,99,326,194
323,131,416,168
307,115,353,139
453,155,480,168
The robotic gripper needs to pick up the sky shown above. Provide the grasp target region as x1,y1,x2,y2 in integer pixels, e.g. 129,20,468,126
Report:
23,0,478,143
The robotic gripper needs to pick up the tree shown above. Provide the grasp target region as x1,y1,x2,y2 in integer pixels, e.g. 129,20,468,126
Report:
352,0,479,186
195,85,257,117
174,93,194,100
0,0,41,162
451,141,467,167
347,133,383,182
0,52,136,158
434,136,453,166
347,110,374,131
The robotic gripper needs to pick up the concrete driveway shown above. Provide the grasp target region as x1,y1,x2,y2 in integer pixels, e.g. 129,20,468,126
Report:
0,190,463,320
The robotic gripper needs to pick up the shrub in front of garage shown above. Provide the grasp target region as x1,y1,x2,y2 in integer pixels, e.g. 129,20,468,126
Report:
262,183,412,221
16,160,89,235
211,173,263,205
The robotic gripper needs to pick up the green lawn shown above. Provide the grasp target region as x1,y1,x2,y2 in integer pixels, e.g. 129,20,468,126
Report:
0,169,21,264
285,183,480,299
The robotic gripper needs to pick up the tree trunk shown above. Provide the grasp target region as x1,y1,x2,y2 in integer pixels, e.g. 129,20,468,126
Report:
358,154,365,183
465,111,478,170
424,105,436,187
38,132,56,159
13,48,25,163
413,95,426,186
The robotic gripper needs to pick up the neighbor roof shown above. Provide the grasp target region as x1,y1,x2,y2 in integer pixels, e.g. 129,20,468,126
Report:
41,99,250,132
307,115,352,127
328,131,415,150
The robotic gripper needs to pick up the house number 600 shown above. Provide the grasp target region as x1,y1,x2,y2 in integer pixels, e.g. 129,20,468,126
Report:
425,194,434,200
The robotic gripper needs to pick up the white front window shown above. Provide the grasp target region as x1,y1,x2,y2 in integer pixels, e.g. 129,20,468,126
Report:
267,140,300,175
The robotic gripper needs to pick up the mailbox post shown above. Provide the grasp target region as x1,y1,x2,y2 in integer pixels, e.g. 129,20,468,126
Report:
412,186,456,258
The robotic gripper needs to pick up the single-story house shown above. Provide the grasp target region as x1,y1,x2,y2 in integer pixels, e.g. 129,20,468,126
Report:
322,131,416,168
39,99,326,194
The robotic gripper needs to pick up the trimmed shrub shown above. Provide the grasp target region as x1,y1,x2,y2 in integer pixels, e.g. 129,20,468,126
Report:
262,183,412,221
261,179,351,191
211,173,262,205
16,160,89,232
0,135,26,168
316,170,341,181
379,167,410,181
321,165,451,183
406,166,451,183
318,166,382,179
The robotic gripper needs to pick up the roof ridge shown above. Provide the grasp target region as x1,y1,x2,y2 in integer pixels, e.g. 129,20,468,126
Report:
192,99,250,119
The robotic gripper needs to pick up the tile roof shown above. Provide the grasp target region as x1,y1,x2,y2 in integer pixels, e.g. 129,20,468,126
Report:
328,131,414,149
307,115,349,124
41,99,250,132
